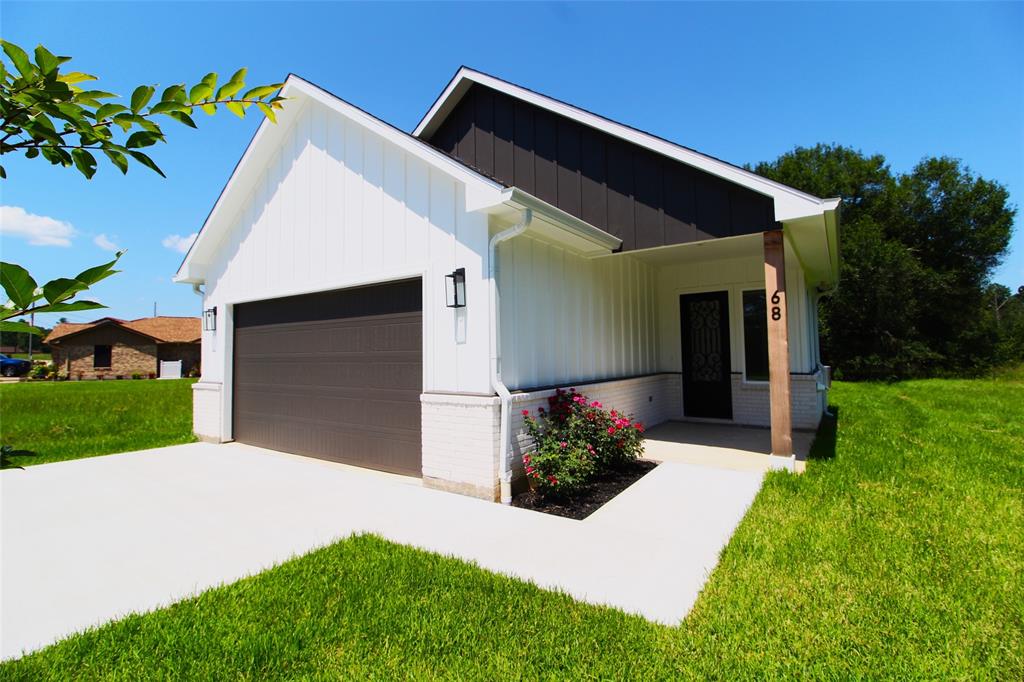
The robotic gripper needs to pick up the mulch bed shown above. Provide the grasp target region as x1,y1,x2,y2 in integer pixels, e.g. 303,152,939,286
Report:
511,460,659,520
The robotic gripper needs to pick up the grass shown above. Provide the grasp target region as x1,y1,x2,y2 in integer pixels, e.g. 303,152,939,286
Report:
0,379,197,467
1,376,1021,678
8,352,51,362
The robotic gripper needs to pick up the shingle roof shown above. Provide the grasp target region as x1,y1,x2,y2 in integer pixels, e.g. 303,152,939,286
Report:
44,316,201,344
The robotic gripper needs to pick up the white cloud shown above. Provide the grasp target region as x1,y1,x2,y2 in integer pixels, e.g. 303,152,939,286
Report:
0,205,76,247
162,233,197,254
93,233,120,252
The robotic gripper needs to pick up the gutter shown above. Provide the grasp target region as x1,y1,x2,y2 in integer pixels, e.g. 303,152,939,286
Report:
489,208,533,504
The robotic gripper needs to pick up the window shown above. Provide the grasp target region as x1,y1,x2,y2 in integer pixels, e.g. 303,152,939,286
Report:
742,290,769,381
94,345,112,368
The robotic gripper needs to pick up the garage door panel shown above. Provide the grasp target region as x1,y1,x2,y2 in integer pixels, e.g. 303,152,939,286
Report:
232,279,423,476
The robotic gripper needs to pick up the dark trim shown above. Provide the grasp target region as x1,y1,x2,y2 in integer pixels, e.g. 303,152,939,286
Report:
511,371,674,395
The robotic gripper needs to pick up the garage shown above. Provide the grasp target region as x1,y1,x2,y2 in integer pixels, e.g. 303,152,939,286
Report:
232,279,423,476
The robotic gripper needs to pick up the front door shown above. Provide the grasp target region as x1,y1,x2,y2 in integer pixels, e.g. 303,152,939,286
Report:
680,291,733,419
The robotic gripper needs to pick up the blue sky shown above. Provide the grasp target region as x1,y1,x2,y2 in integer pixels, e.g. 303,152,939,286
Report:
2,1,1022,326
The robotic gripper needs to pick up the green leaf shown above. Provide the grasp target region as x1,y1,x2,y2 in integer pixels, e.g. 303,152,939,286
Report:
200,102,216,115
130,85,155,114
95,103,128,121
1,40,35,79
0,262,40,310
148,101,186,115
127,150,165,177
0,165,5,179
125,130,162,148
74,252,123,286
215,67,247,100
168,111,197,128
161,83,184,103
242,84,282,100
24,147,39,159
188,82,212,104
200,72,218,93
0,320,45,335
103,149,129,174
256,101,277,124
76,90,118,101
57,71,96,85
225,101,245,119
33,44,59,75
71,148,98,179
31,300,107,314
41,277,87,305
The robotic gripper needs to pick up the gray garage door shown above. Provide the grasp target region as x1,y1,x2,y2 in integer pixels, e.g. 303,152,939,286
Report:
232,279,422,476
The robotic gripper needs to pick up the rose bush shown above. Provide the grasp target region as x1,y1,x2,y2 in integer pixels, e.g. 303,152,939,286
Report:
521,388,646,497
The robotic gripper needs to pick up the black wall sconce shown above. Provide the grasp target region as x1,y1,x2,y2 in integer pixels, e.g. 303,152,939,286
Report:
202,307,217,331
444,268,466,308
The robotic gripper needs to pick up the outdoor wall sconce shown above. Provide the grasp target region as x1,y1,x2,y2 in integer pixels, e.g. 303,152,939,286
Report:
203,307,217,331
444,268,466,308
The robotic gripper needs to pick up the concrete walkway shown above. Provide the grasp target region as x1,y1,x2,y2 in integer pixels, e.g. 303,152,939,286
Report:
1,442,764,660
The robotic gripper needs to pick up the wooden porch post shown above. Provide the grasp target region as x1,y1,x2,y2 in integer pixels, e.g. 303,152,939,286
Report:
763,229,792,456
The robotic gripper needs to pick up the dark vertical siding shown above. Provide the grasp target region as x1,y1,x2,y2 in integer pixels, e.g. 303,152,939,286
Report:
556,118,581,217
513,99,535,194
533,108,558,206
492,92,515,185
425,84,775,251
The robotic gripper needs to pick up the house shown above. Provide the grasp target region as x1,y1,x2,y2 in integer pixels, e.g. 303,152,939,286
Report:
175,68,840,502
45,316,201,380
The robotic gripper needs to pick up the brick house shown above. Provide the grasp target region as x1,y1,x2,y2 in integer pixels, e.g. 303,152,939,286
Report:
45,317,201,380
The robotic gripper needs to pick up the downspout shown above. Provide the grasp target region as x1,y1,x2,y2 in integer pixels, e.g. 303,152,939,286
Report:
191,282,205,297
489,208,532,504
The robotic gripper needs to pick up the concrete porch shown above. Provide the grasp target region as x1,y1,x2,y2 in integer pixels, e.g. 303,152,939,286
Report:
641,421,815,473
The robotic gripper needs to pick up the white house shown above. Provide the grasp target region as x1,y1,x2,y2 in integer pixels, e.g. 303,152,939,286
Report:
175,68,840,502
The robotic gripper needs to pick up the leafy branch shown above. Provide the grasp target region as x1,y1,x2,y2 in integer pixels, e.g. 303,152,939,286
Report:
0,39,286,179
1,253,123,334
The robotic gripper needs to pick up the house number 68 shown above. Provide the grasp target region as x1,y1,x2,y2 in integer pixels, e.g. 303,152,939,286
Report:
770,290,782,321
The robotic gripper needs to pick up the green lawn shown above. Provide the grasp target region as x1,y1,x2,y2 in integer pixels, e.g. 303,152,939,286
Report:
8,352,51,362
0,379,197,467
1,377,1021,679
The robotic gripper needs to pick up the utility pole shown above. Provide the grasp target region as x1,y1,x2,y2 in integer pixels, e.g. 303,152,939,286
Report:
154,301,157,317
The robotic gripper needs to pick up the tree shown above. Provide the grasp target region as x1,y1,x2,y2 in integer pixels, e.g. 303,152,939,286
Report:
0,39,285,179
0,39,286,332
751,144,1018,379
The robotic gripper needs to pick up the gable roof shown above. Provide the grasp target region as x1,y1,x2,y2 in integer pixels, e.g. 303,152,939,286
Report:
45,316,200,345
174,74,509,284
413,67,840,223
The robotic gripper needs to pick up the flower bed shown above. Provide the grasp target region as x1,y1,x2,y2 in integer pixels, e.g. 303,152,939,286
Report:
512,387,655,518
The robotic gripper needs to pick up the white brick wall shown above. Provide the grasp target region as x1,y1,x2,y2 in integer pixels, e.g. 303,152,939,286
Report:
420,393,501,500
729,373,825,430
508,374,681,481
192,382,223,442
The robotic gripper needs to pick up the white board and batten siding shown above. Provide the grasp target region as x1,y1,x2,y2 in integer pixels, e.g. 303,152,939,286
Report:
199,99,491,396
497,235,659,391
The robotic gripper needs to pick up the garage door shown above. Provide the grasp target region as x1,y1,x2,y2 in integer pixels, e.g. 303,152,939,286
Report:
232,279,422,476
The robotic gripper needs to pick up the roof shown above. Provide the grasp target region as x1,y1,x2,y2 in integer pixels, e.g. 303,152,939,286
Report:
45,316,201,345
413,67,840,223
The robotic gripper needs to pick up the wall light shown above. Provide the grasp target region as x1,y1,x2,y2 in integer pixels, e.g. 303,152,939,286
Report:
202,307,217,331
444,268,466,308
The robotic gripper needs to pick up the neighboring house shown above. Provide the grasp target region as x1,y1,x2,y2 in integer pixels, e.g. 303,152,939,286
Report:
175,68,840,502
45,317,201,380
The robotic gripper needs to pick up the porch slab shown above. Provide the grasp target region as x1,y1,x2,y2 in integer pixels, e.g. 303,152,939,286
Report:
642,421,814,473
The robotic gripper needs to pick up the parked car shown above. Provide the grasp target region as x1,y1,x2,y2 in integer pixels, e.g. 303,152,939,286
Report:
0,354,32,377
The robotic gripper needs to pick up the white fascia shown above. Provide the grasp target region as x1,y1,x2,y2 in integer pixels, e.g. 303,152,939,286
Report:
414,68,837,222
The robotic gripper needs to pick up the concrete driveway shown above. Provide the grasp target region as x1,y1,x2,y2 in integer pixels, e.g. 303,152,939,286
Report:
1,442,764,660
